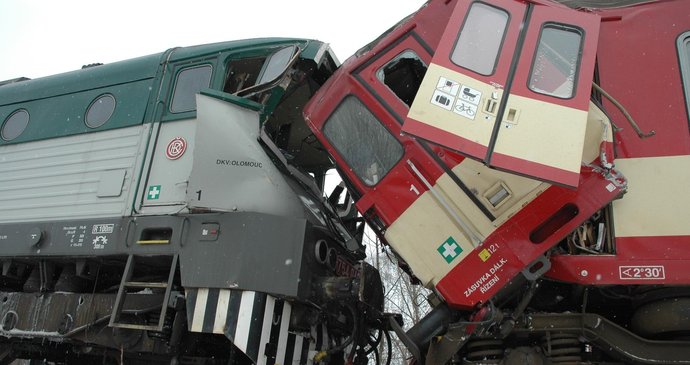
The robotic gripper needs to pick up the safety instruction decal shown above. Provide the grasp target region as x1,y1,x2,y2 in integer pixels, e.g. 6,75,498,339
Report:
438,236,463,264
430,78,456,111
429,77,482,120
93,235,108,250
147,185,161,200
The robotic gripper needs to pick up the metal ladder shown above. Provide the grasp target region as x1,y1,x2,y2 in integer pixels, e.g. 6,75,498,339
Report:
109,253,178,331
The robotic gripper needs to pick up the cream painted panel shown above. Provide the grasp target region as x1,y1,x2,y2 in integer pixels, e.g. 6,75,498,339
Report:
384,160,546,286
493,94,588,174
407,63,503,148
450,159,546,227
581,102,614,164
613,155,690,237
384,190,476,288
433,172,495,237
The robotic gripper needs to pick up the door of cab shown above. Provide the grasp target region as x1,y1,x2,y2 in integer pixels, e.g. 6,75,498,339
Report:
403,0,600,187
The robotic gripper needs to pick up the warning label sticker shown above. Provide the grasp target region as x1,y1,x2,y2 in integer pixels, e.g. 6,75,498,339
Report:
430,77,459,111
453,100,477,120
431,90,455,111
430,77,483,121
436,77,460,96
459,86,482,105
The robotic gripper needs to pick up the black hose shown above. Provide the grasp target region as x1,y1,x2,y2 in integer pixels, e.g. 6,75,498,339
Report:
366,330,383,355
384,329,392,365
316,304,358,361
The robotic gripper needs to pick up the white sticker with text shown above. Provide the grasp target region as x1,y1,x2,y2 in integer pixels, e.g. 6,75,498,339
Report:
619,265,665,280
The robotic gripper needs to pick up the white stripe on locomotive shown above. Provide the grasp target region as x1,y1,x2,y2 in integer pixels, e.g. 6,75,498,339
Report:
275,303,292,364
213,289,231,334
256,295,276,365
187,288,329,365
234,290,256,351
191,288,209,332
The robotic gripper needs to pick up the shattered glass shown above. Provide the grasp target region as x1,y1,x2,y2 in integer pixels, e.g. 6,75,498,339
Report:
323,96,403,186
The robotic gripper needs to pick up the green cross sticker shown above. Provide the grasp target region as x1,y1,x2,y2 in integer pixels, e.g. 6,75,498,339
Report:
438,236,462,263
147,185,161,200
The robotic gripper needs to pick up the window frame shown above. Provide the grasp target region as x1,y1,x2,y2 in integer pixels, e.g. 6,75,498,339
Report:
85,93,117,129
1,109,30,141
449,1,511,76
375,49,429,107
169,64,214,114
256,45,297,86
322,95,404,187
527,22,585,100
677,30,690,128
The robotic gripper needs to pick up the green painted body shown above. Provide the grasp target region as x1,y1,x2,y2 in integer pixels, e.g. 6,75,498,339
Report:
0,37,373,365
0,38,324,145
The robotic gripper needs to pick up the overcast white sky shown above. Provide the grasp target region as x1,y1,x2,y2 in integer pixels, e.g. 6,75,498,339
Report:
0,1,425,81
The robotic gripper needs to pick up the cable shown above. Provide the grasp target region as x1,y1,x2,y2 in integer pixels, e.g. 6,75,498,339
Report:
373,345,381,365
365,330,383,355
313,304,359,362
384,329,392,365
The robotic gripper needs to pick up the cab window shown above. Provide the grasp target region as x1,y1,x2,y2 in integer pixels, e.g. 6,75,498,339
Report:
224,45,296,94
257,45,296,85
323,96,403,186
376,50,428,107
224,56,267,93
170,65,213,113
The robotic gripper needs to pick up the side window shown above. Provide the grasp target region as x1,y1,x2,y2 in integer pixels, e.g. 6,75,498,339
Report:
678,31,690,125
528,23,583,99
257,46,296,85
170,65,213,113
323,96,403,186
224,57,267,94
376,50,428,106
85,94,116,128
451,2,509,76
224,46,296,94
1,109,30,141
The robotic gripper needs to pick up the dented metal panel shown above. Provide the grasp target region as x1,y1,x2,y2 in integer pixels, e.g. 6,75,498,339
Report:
186,94,304,217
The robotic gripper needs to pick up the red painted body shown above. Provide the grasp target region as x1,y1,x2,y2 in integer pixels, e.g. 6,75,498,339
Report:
547,0,690,286
305,0,690,313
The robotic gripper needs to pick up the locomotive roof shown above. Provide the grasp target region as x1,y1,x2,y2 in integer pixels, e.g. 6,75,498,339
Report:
0,38,323,145
0,38,314,107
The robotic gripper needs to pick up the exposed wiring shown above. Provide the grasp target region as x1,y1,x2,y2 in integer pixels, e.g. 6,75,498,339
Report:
384,329,393,365
366,330,383,355
313,304,359,363
373,345,381,365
